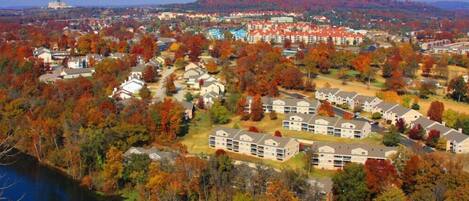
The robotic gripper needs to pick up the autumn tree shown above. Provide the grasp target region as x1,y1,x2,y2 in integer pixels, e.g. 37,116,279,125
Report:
375,186,406,201
209,101,231,124
280,66,304,89
143,66,157,83
206,60,218,74
264,180,299,201
352,53,373,87
102,147,124,194
447,76,468,102
332,163,368,201
426,129,440,147
318,101,334,117
427,101,444,123
250,95,264,121
408,124,424,140
274,130,282,137
343,112,354,120
383,126,400,147
364,159,401,198
421,55,434,77
165,74,177,96
139,85,152,102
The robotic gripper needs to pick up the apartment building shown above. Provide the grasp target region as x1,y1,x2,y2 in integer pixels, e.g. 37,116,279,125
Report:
411,117,469,154
246,21,364,46
310,142,396,170
245,96,320,114
315,88,381,112
283,114,371,139
382,105,422,125
209,128,300,161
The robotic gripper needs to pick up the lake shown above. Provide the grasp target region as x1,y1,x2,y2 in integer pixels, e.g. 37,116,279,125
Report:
0,152,119,201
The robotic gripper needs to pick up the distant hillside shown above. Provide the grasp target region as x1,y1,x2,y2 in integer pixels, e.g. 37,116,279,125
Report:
428,1,469,10
176,0,443,13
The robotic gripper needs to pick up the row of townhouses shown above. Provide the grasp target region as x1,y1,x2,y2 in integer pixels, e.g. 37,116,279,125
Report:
315,88,421,124
316,87,468,153
209,128,300,161
283,114,372,139
244,96,320,114
411,117,469,154
183,62,225,106
311,141,396,170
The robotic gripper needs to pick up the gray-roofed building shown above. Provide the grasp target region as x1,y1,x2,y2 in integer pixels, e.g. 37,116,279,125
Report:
350,95,382,112
124,147,177,162
209,127,300,161
60,68,95,79
245,96,320,114
315,88,341,102
372,102,399,114
283,114,371,139
310,141,397,170
333,91,358,106
383,105,422,125
445,130,469,153
409,117,469,154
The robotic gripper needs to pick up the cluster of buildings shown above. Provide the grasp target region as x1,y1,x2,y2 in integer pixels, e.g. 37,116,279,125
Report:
246,21,364,46
209,128,300,161
283,114,372,139
183,62,225,106
207,28,247,41
316,87,468,154
229,11,302,18
420,40,469,55
47,0,72,9
244,96,320,114
315,88,421,125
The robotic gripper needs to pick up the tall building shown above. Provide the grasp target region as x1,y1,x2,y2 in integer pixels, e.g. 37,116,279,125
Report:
48,0,72,9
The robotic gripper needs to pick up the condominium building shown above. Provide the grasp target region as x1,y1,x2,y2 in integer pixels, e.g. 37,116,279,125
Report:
209,128,300,161
245,96,320,114
283,114,371,139
315,88,381,112
310,142,396,170
411,117,469,154
246,21,363,46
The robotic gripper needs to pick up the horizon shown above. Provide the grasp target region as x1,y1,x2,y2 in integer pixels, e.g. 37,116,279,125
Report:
2,0,469,9
0,0,196,8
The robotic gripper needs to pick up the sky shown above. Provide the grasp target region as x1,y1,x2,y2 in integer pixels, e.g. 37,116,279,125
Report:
0,0,195,8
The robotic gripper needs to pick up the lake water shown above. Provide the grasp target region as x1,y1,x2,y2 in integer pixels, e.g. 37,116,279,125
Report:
0,153,119,201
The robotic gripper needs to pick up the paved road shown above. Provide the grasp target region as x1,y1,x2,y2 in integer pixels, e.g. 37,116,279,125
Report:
152,67,176,102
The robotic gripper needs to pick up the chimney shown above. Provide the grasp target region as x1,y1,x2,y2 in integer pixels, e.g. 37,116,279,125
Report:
459,128,463,133
442,121,446,126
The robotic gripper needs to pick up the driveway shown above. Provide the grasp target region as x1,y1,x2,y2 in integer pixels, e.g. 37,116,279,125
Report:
152,67,176,102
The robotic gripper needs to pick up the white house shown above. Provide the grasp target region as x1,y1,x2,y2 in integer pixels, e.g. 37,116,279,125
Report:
315,88,341,102
283,113,371,139
311,142,396,170
383,105,421,125
350,95,382,112
33,47,53,63
60,68,95,79
67,56,88,69
200,81,225,96
333,91,358,106
110,75,145,100
209,127,300,161
245,96,320,114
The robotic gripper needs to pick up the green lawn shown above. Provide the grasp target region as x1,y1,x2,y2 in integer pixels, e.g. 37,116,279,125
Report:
179,111,384,179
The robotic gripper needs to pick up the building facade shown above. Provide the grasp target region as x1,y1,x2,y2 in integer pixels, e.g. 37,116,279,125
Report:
283,114,371,139
245,96,320,114
310,142,396,170
209,128,300,161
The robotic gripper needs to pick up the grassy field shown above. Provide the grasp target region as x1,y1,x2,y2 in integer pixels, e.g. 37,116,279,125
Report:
179,110,383,179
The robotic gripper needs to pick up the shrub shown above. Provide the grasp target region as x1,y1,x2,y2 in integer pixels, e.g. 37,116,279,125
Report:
269,111,278,120
411,103,420,110
371,112,382,120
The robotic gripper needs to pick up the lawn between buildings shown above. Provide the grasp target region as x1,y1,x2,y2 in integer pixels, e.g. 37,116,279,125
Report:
179,110,382,178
